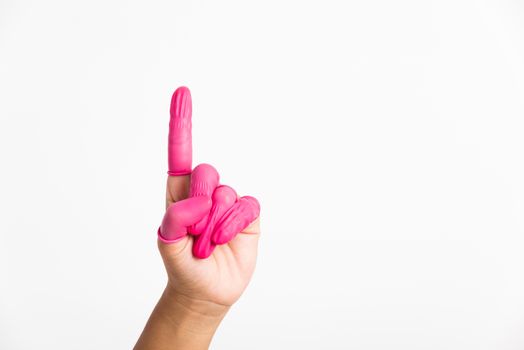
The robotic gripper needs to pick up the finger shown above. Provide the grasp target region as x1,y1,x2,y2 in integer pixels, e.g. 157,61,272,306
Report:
158,196,212,243
188,163,220,234
192,226,216,259
191,185,236,259
168,86,192,176
166,176,190,208
210,185,237,224
189,163,220,197
212,196,260,245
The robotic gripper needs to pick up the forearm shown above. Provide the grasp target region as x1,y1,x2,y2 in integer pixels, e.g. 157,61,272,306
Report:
134,286,229,350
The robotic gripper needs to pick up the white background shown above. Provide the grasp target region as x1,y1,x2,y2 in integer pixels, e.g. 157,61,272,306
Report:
1,0,524,349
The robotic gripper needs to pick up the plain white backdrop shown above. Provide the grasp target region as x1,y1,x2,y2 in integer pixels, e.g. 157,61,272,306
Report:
1,0,524,349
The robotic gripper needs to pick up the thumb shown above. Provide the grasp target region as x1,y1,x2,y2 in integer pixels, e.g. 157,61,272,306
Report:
158,196,212,243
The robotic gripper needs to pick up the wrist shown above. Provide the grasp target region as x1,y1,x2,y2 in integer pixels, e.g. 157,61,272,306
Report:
163,284,230,331
134,286,229,350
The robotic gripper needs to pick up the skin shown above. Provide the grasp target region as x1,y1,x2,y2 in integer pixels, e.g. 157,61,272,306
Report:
134,99,260,349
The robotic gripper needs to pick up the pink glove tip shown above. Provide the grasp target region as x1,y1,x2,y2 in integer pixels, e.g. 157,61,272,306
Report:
170,86,192,120
193,233,216,259
168,86,193,176
212,185,237,205
190,163,220,197
242,196,261,213
159,196,212,243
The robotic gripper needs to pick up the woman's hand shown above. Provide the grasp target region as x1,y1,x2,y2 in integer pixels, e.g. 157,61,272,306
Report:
161,175,261,309
135,87,260,350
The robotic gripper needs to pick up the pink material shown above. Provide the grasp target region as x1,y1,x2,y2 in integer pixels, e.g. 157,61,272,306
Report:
159,86,261,259
210,186,238,227
192,184,237,258
158,196,212,242
212,196,260,245
168,86,192,176
189,164,220,234
189,164,220,197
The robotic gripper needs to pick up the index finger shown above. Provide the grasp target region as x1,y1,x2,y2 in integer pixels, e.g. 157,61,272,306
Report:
167,86,192,176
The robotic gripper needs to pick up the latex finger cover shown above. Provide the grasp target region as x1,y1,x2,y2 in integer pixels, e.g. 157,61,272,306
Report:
158,196,212,243
168,87,192,176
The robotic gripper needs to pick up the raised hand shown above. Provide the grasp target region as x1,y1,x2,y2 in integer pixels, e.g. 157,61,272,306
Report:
135,87,261,350
159,86,260,305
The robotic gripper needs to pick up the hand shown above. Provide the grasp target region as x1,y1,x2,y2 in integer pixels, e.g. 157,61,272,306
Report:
160,174,260,308
135,87,261,350
160,85,260,307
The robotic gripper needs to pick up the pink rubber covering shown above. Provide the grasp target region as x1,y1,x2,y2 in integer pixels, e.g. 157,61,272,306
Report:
168,86,192,176
158,87,260,259
158,196,212,243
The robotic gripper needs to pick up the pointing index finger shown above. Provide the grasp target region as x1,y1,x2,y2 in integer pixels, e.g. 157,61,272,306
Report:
168,86,192,176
